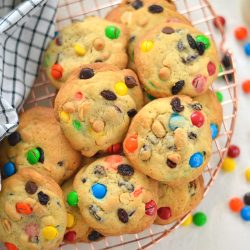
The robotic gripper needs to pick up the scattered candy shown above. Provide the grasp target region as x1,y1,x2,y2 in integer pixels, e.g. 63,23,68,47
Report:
105,25,121,39
145,200,157,216
240,206,250,221
157,207,172,220
196,35,210,49
74,44,86,56
193,212,207,226
190,111,205,127
229,197,244,212
243,192,250,206
216,91,223,103
59,111,70,123
242,80,250,93
189,152,204,168
124,135,138,153
181,214,193,226
234,26,248,40
221,157,236,172
244,42,250,56
4,242,18,250
227,145,240,158
67,191,78,207
210,123,219,139
114,82,128,96
72,120,82,131
213,16,226,29
26,148,41,165
67,213,75,228
16,202,33,215
91,183,107,199
245,168,250,182
141,40,154,52
64,231,77,242
51,64,63,80
42,226,58,240
3,162,16,177
169,113,185,131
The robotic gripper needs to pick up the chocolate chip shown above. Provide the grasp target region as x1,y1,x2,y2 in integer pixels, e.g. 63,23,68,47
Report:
117,164,134,177
181,54,198,64
118,181,134,192
37,147,44,163
57,161,64,167
124,76,137,88
148,4,164,13
188,132,197,140
117,208,129,223
196,42,205,55
89,205,102,221
38,191,49,205
131,0,143,9
79,68,94,79
171,80,185,95
191,103,203,111
25,181,38,194
113,105,122,113
129,210,136,217
162,27,175,34
88,230,104,241
81,178,86,183
170,97,184,113
177,40,185,51
187,34,197,49
8,132,21,146
93,165,106,177
100,90,117,100
166,159,177,168
127,109,137,118
188,180,197,197
129,36,136,43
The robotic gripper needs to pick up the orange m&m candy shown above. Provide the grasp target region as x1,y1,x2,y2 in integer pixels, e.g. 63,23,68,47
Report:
229,197,244,212
242,80,250,94
234,26,248,40
124,135,138,153
16,202,33,215
5,242,19,250
51,64,63,80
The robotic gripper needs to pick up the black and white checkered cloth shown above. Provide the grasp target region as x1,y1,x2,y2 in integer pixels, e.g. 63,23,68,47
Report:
0,0,58,142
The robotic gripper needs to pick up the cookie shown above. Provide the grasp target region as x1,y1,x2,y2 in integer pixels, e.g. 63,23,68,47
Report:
73,155,158,236
0,168,67,250
134,22,220,97
123,96,212,185
44,16,128,89
106,0,190,69
155,175,204,225
62,178,104,243
0,107,82,184
54,63,143,157
194,90,223,139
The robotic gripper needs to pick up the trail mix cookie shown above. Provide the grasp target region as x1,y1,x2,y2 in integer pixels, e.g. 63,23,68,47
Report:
0,168,67,250
194,90,223,139
62,178,104,243
123,96,212,185
54,63,143,157
134,22,220,97
44,16,128,89
0,107,81,184
73,155,158,236
155,175,204,225
106,0,190,69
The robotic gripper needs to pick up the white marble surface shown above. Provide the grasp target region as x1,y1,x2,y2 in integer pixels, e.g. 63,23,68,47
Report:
156,0,250,250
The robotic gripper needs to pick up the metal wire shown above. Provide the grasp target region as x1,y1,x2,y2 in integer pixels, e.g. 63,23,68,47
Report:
23,0,238,249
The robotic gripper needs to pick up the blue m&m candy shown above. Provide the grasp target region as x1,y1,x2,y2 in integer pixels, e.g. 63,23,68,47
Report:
3,161,16,177
210,123,219,139
189,152,204,168
91,183,107,199
240,206,250,221
169,113,185,131
244,43,250,56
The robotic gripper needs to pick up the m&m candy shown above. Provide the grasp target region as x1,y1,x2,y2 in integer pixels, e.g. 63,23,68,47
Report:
51,64,63,80
124,135,138,153
169,113,185,131
189,152,204,168
240,206,250,221
245,167,250,182
196,35,210,49
42,226,59,240
74,44,86,56
26,148,41,165
64,231,77,242
16,202,33,215
3,162,16,177
221,157,236,172
157,207,172,220
145,200,157,216
114,82,128,96
229,197,244,212
67,191,79,207
210,123,219,139
242,80,250,93
244,42,250,56
193,212,207,226
216,91,223,103
227,145,240,158
67,213,76,228
213,16,226,29
105,26,121,39
190,111,205,127
234,26,248,40
181,214,193,226
141,40,154,52
243,192,250,206
91,183,107,199
4,242,18,250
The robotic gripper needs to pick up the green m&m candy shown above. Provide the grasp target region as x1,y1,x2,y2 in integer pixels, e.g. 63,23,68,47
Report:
196,35,211,49
72,120,81,131
67,191,78,207
26,148,41,165
216,91,223,103
193,212,207,226
105,25,121,40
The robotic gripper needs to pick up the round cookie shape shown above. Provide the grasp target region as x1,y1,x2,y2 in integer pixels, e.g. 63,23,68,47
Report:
194,90,223,140
0,107,82,184
155,175,204,225
54,63,144,157
106,0,190,69
73,155,158,236
123,96,212,185
62,178,104,243
134,22,220,97
0,168,67,250
44,16,128,89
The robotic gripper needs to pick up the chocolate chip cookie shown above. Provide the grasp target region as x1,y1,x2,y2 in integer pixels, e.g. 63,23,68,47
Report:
54,63,143,157
44,16,128,89
123,96,212,185
73,155,158,236
134,22,220,97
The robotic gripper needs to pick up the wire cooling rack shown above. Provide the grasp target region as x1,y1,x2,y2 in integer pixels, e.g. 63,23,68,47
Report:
22,0,238,249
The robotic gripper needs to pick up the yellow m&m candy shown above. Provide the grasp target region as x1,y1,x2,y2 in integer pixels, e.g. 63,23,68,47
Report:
67,213,76,228
245,167,250,182
181,214,193,226
74,44,86,56
42,226,58,240
59,111,70,123
114,82,128,96
222,157,236,172
141,40,154,52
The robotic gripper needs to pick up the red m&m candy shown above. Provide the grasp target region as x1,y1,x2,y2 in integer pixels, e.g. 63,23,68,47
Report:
191,111,205,127
64,231,77,242
107,143,122,154
234,26,248,40
157,207,172,220
145,200,157,216
213,16,226,29
227,145,240,158
51,64,63,80
207,61,216,76
5,242,18,250
229,197,244,212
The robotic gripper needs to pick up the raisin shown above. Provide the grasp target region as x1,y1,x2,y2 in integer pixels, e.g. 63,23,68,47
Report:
188,132,197,140
188,180,197,197
8,132,21,146
37,191,49,205
88,230,104,241
82,178,87,183
129,36,136,43
171,80,185,95
222,53,231,69
89,205,102,221
57,161,64,167
170,97,184,113
117,164,134,176
166,159,177,168
131,0,143,9
117,208,129,223
124,76,137,88
100,90,117,100
187,34,197,49
25,181,38,194
79,68,94,79
162,27,175,34
148,4,164,13
127,109,137,118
